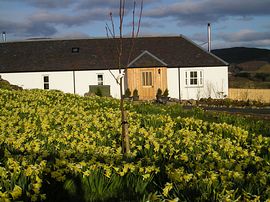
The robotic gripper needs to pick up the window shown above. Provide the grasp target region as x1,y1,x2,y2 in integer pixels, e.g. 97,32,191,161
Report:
185,70,203,87
97,74,103,85
142,71,153,86
190,71,198,85
43,75,49,89
72,47,79,53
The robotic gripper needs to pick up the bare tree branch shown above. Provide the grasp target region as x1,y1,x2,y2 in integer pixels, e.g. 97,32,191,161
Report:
110,12,115,38
136,0,143,38
105,26,109,38
106,23,114,38
127,0,144,66
132,1,136,38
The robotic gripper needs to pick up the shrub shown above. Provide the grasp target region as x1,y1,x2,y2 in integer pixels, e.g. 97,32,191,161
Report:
163,89,169,97
0,79,22,90
124,88,131,98
133,89,139,97
95,87,103,97
156,88,162,99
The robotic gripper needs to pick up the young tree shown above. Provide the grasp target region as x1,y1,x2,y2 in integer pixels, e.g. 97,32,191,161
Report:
106,0,143,154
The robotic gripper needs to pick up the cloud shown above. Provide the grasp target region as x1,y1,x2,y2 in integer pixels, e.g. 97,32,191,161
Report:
0,7,115,38
125,21,165,29
54,31,90,39
27,0,75,9
218,30,270,42
190,29,270,49
0,0,75,9
30,9,110,27
213,30,270,49
213,39,270,49
77,0,156,10
0,19,57,38
145,0,270,25
191,33,207,43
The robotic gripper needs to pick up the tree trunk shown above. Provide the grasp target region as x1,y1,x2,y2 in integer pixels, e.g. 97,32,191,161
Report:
120,78,130,154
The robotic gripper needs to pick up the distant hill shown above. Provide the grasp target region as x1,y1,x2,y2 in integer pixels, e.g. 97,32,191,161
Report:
212,47,270,64
212,47,270,89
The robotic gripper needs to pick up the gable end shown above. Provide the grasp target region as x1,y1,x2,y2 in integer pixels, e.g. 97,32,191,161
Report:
127,50,168,68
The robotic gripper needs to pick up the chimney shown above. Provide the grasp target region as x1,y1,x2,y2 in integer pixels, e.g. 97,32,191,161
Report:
207,23,211,52
2,32,6,42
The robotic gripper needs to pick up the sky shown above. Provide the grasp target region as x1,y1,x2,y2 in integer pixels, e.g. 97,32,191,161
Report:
0,0,270,50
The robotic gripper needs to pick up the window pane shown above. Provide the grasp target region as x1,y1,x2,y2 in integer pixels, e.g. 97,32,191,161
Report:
149,72,152,86
199,71,203,85
97,74,103,85
44,83,49,90
142,71,152,86
72,47,79,53
44,76,49,82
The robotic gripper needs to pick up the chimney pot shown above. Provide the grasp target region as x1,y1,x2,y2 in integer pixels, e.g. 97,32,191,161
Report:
2,32,6,42
207,23,211,52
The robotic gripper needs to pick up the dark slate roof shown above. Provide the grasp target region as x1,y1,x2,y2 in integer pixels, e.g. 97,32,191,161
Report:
0,36,227,73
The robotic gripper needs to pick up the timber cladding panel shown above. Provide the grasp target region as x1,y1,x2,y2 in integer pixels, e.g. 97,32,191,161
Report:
229,88,270,103
127,67,167,100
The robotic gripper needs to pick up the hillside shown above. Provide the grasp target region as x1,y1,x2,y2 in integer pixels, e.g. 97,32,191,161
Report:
212,47,270,64
212,47,270,88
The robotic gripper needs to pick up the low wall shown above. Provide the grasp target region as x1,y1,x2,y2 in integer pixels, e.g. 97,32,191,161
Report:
228,88,270,103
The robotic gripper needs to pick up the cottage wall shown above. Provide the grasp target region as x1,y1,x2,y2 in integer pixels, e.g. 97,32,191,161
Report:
167,68,180,99
1,66,227,100
0,70,122,98
1,72,74,93
74,70,121,98
167,66,228,100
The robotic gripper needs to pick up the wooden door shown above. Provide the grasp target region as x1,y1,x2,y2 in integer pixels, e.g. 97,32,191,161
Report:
127,67,167,100
141,70,155,100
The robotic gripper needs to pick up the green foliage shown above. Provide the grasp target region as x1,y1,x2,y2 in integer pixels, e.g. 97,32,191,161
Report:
81,171,122,201
0,79,22,90
198,97,269,107
236,72,251,78
255,72,270,81
0,89,269,201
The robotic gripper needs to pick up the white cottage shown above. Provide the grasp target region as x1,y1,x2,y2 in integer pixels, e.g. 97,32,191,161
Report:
0,36,228,100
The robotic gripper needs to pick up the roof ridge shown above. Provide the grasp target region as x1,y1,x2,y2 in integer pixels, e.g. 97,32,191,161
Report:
1,35,184,44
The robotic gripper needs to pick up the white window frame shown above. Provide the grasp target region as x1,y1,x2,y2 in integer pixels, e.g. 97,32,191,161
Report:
97,74,103,85
185,70,203,87
43,75,50,90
